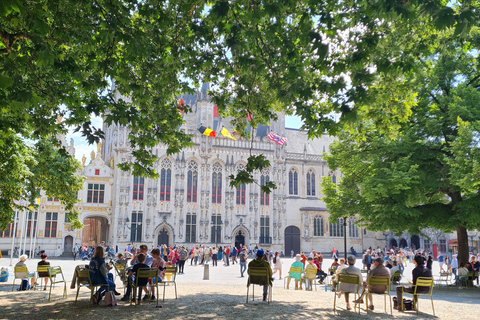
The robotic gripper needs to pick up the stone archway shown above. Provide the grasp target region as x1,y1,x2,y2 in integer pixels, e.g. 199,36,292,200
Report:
82,216,109,246
411,235,420,250
399,238,408,249
390,238,398,249
155,224,174,247
234,230,245,249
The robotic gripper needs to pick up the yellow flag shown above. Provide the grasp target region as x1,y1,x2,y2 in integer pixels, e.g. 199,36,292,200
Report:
221,128,236,140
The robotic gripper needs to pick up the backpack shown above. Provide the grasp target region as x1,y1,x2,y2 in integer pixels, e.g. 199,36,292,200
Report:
104,291,118,307
19,279,30,291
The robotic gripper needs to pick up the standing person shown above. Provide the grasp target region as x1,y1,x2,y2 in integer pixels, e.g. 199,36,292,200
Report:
194,246,200,266
395,255,433,311
178,246,187,274
37,253,50,290
426,255,433,271
247,249,273,302
364,250,372,271
272,251,282,280
438,252,445,272
224,246,230,266
445,255,451,272
73,243,79,261
218,246,223,262
290,249,294,258
239,248,247,277
231,246,237,265
332,247,338,259
451,254,458,280
88,246,117,304
212,247,218,267
317,252,323,270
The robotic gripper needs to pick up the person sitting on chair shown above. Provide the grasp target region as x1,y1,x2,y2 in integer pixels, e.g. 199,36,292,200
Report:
395,255,432,311
286,254,304,290
89,246,117,304
338,255,363,311
390,260,401,283
247,249,273,301
37,253,50,290
16,254,35,289
354,257,391,310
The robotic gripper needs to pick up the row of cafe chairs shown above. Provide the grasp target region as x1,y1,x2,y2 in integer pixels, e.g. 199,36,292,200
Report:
333,273,434,316
12,265,67,301
74,265,178,305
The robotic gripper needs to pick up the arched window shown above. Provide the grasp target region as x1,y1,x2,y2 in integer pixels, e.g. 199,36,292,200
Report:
212,162,222,203
187,160,198,203
329,218,344,237
260,170,270,206
289,167,298,195
313,216,324,236
236,164,246,205
160,158,172,201
306,169,316,196
349,218,359,238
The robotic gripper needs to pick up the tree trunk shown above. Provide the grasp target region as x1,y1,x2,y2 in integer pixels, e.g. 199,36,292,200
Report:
456,225,469,266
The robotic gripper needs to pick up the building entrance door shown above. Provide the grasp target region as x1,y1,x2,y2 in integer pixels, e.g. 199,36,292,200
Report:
235,230,245,250
284,226,301,256
64,235,73,253
157,227,169,247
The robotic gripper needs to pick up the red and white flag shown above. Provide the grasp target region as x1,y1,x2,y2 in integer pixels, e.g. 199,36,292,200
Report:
267,132,287,145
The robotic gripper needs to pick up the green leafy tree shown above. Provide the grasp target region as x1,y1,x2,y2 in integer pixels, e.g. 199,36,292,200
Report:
1,0,478,229
322,26,480,265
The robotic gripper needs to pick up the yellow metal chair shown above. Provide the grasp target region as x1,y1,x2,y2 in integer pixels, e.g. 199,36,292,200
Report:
436,272,452,288
302,268,318,291
113,262,127,293
74,267,110,305
35,265,51,291
365,276,392,315
283,266,303,289
246,267,272,304
11,265,35,291
390,270,401,290
159,266,178,301
47,266,67,301
131,268,159,307
402,277,435,315
333,274,360,313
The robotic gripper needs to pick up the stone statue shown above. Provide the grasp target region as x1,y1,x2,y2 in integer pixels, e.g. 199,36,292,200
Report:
110,156,114,168
97,141,102,153
81,154,86,166
56,115,63,124
90,150,95,160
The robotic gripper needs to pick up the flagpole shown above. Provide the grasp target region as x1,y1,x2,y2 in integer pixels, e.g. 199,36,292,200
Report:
9,209,19,266
29,212,35,259
19,208,27,257
32,213,39,259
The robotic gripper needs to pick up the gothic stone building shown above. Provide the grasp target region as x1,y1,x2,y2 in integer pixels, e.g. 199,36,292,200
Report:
3,87,470,257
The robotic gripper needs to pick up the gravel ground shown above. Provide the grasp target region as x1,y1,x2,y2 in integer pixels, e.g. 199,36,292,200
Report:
1,256,479,320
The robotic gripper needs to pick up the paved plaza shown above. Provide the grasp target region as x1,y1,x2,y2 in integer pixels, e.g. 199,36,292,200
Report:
0,255,479,319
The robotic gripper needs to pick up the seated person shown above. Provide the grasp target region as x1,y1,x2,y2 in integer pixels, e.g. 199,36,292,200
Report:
15,254,35,289
313,257,327,284
330,258,339,274
247,249,273,301
354,257,391,310
395,255,432,311
332,258,347,289
37,253,50,290
338,256,363,311
286,254,304,290
304,257,317,291
89,246,117,304
125,253,150,305
149,248,166,301
457,262,469,287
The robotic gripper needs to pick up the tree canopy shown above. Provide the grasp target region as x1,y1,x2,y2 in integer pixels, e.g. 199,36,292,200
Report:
1,0,478,229
322,23,480,264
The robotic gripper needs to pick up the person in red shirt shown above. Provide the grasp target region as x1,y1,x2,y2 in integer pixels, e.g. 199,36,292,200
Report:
225,246,230,266
300,253,308,266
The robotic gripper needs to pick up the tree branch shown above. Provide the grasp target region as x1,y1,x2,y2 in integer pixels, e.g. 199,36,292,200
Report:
466,73,480,87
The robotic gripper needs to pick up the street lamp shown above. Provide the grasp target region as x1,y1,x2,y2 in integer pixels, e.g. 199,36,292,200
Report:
343,217,347,259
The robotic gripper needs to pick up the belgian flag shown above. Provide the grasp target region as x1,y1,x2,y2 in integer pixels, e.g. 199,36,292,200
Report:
198,126,215,137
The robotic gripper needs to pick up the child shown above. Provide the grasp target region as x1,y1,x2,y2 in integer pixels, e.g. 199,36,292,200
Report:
128,253,149,305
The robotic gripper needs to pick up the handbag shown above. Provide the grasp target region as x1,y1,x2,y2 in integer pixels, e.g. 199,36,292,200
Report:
104,291,118,307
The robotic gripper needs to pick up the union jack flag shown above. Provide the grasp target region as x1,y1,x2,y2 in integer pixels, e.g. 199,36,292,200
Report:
267,132,287,145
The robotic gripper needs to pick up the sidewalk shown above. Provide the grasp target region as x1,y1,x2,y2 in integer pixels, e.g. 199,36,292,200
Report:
0,256,479,319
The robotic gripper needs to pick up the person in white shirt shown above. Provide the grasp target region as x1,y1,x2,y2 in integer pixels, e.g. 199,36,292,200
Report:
338,256,363,311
